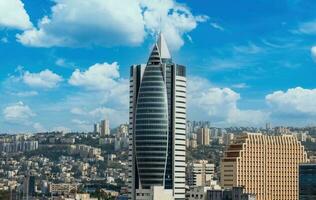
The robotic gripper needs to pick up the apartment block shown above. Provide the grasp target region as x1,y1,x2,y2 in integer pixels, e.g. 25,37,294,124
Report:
221,133,307,200
187,160,215,187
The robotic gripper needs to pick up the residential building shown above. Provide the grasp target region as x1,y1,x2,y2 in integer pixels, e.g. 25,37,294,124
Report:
187,160,215,186
299,164,316,200
223,133,234,146
100,189,119,198
0,140,38,153
129,33,186,200
207,187,256,200
49,183,77,195
100,119,110,137
274,126,290,135
221,133,307,200
186,186,214,200
187,138,197,149
69,144,103,160
93,123,100,134
197,128,210,146
186,182,222,200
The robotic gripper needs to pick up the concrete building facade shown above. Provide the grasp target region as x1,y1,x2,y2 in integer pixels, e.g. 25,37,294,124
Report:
221,133,307,200
187,160,215,187
197,128,210,146
100,119,110,137
207,187,256,200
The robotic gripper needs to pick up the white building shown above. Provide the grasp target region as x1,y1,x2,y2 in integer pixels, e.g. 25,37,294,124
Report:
187,160,215,187
223,133,234,146
0,140,38,153
69,145,103,160
129,33,186,200
135,186,174,200
100,119,110,137
49,183,77,195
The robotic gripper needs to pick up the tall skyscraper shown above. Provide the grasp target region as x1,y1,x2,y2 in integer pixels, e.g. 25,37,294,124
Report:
128,33,186,200
299,164,316,200
197,127,210,146
100,119,110,137
221,133,307,200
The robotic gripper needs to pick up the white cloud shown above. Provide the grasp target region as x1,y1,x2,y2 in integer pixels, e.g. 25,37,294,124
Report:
69,105,127,128
69,62,120,90
17,0,144,47
186,34,193,43
52,126,71,133
1,37,8,43
311,46,316,62
298,20,316,34
71,119,91,131
16,0,207,50
89,107,128,126
209,58,248,71
55,58,66,67
0,0,32,30
63,61,130,128
23,69,63,88
140,0,208,50
70,107,86,115
231,83,249,89
266,87,316,115
261,39,293,49
233,43,263,54
33,122,46,132
188,77,268,126
226,109,268,126
195,87,240,120
55,58,76,69
72,119,88,125
210,22,224,31
3,101,35,123
69,62,128,106
12,91,39,97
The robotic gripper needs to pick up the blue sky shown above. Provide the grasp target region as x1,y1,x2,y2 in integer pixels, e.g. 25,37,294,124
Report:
1,0,316,133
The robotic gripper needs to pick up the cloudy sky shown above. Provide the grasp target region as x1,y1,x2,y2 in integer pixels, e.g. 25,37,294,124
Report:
1,0,316,133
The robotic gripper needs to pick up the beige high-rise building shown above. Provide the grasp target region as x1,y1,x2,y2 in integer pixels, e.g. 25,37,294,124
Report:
221,133,308,200
197,128,210,146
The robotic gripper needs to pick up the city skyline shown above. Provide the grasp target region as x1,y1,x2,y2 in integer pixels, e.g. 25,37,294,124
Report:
1,0,316,133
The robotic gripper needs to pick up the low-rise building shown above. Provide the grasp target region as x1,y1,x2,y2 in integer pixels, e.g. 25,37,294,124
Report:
49,183,77,195
187,160,215,187
207,187,256,200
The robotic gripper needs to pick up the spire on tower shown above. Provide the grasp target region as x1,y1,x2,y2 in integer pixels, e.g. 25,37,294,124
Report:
156,33,171,59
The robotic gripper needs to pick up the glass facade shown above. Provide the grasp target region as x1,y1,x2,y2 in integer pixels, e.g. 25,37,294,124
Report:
129,33,187,200
299,164,316,200
135,44,169,189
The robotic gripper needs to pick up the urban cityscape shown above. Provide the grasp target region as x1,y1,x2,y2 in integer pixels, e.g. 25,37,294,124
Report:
1,1,316,200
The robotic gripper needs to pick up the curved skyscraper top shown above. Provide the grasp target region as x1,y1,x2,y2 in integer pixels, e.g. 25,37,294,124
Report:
129,33,187,200
135,43,169,188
